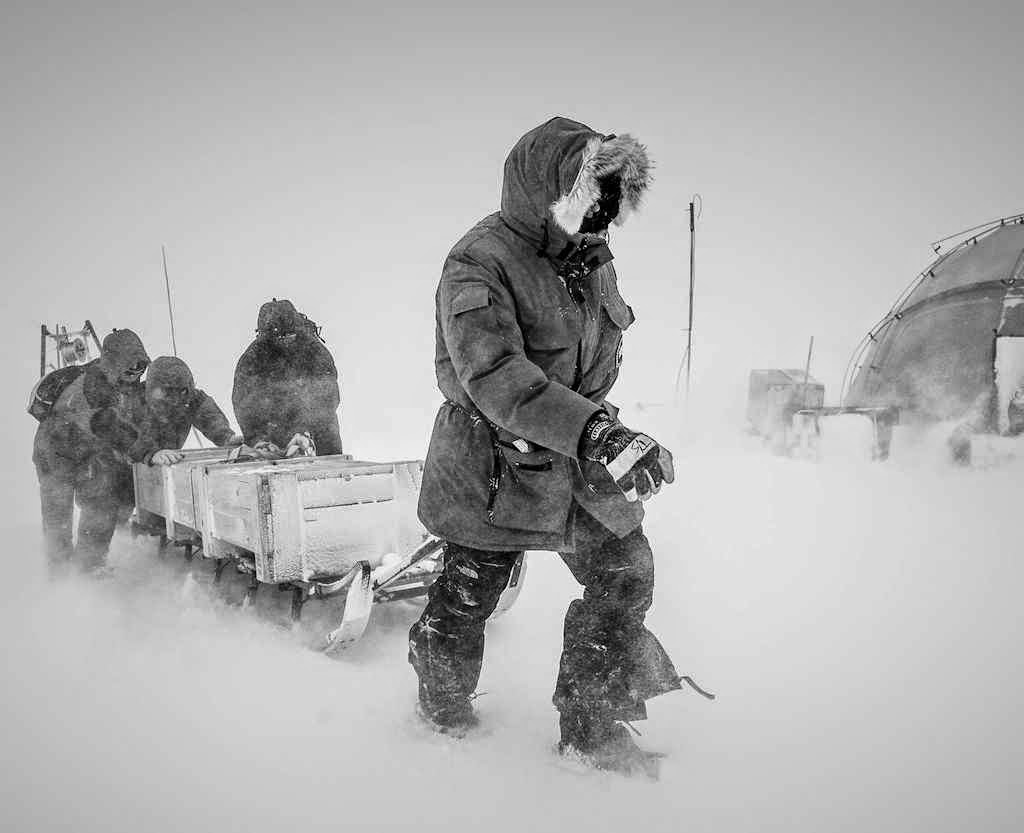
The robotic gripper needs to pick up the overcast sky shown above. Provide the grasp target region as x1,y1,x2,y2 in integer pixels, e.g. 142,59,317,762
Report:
3,1,1021,515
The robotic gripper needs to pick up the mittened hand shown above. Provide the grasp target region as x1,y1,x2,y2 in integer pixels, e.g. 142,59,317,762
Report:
227,441,283,462
252,440,282,457
151,449,185,466
284,432,316,458
579,411,675,502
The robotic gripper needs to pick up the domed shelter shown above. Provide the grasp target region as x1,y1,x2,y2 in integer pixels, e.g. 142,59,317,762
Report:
844,214,1024,433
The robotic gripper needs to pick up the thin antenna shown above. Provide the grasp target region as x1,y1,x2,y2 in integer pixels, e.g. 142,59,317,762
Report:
802,335,815,408
685,197,698,400
161,246,205,448
675,195,701,404
162,244,178,357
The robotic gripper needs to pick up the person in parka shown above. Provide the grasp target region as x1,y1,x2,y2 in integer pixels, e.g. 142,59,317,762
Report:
410,117,682,776
129,356,243,466
31,328,150,572
231,299,344,457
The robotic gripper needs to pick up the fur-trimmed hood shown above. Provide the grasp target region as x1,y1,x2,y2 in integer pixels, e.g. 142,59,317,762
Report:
499,117,652,245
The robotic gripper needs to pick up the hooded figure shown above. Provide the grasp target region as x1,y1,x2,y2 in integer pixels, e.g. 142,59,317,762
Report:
409,118,685,776
231,299,343,456
31,328,150,572
129,356,241,464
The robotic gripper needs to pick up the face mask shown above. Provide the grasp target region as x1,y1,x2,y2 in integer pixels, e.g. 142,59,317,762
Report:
257,325,298,346
578,174,623,235
119,360,148,384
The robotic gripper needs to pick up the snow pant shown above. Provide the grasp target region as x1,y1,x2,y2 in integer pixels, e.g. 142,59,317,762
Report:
408,504,681,740
33,447,134,572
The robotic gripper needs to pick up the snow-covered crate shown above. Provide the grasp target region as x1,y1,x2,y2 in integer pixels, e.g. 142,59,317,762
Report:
196,457,426,583
133,448,236,540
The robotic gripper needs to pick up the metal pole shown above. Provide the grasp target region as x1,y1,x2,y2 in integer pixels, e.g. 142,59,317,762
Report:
40,325,48,377
802,335,815,408
685,200,696,400
161,246,204,447
162,245,178,357
84,319,102,353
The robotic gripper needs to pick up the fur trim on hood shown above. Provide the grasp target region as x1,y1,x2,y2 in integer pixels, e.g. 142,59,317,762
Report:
550,133,652,235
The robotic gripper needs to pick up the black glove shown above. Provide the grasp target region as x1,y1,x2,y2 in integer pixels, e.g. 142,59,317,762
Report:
579,411,675,502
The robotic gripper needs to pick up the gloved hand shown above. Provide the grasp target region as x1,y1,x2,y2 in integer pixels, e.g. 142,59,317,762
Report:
224,432,245,447
579,411,675,502
228,441,283,463
151,449,185,466
284,432,316,458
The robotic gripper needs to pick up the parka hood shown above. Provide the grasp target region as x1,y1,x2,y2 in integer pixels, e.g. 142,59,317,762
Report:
99,329,149,378
146,356,195,395
499,117,652,248
256,298,321,342
257,299,300,334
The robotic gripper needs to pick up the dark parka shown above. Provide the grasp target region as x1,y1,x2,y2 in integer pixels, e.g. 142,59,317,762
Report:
232,300,344,455
130,356,236,463
32,329,150,567
32,329,149,467
418,118,646,552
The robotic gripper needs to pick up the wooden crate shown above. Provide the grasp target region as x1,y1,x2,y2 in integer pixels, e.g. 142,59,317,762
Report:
133,448,236,540
195,457,426,583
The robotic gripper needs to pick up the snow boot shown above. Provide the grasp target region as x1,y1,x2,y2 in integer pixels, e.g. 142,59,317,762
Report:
558,714,664,780
415,699,480,739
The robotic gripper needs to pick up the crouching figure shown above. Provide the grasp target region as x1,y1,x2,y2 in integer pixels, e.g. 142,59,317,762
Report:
30,328,150,573
129,356,243,466
232,299,343,458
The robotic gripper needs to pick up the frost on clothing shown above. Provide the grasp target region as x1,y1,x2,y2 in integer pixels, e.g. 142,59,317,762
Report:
410,510,681,732
32,328,149,570
129,356,236,464
412,116,680,753
231,300,343,456
418,116,651,552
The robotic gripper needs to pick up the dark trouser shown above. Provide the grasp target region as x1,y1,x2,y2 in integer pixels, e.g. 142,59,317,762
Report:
34,450,134,572
409,505,681,741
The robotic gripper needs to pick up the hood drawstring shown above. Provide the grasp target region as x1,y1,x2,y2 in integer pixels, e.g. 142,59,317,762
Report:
679,675,717,700
536,218,550,258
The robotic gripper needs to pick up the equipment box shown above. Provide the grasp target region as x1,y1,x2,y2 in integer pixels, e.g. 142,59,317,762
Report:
747,368,825,439
196,457,426,583
133,448,235,540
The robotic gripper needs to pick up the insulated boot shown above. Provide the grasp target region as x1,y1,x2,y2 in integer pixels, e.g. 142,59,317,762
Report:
558,713,664,780
415,698,480,738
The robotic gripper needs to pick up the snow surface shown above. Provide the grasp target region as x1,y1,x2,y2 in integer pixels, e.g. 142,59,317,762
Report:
1,414,1022,833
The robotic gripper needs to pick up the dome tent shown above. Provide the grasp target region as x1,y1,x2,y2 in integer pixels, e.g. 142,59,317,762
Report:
844,214,1024,433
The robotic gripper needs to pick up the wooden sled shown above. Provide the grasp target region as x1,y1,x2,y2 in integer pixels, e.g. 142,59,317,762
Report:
132,450,525,649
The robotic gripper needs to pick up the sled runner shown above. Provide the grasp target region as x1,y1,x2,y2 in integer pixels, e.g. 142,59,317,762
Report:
132,450,525,648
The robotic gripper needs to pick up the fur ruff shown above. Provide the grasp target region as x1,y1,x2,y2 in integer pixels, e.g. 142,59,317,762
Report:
550,134,652,235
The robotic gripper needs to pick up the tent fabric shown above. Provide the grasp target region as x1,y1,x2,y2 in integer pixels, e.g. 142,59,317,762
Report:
899,222,1024,312
847,220,1024,425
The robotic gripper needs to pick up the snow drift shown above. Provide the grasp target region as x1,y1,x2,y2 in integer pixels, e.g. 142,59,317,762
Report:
1,413,1021,833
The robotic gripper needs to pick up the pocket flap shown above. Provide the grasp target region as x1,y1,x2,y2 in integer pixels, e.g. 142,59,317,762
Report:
451,284,490,315
604,297,636,330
